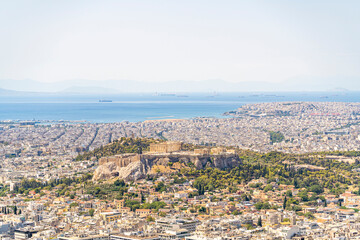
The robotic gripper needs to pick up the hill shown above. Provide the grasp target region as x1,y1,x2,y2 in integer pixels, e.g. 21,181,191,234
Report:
75,138,360,201
75,137,162,161
9,138,360,207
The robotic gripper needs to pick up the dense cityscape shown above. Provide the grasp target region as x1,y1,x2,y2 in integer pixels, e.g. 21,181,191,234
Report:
0,102,360,239
2,0,360,238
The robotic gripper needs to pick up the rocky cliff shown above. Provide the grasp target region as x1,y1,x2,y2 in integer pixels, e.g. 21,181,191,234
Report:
93,152,241,181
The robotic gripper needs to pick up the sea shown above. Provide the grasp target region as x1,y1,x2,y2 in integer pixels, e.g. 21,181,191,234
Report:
0,92,359,123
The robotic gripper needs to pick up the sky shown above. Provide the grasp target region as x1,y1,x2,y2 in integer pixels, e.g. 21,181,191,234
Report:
0,0,359,85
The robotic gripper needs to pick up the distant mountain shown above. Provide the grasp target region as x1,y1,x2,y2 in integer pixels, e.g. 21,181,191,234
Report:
0,88,28,95
61,86,120,94
0,76,360,93
0,88,15,93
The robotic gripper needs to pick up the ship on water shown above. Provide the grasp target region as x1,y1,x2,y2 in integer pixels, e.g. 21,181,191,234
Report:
99,99,112,102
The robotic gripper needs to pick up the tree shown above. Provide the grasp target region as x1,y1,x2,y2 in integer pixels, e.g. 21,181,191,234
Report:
89,208,95,217
198,206,207,213
245,223,254,230
255,201,271,210
232,210,241,215
293,178,298,188
304,212,315,219
269,131,285,144
125,200,141,211
283,196,287,210
298,191,309,202
257,217,262,227
264,184,273,192
286,190,293,197
146,215,155,222
309,185,323,194
357,185,360,196
241,193,250,201
70,202,79,208
155,182,166,193
114,179,125,187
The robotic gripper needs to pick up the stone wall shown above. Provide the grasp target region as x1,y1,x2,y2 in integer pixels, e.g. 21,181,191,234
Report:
141,153,240,170
99,153,141,167
99,152,240,170
95,151,241,181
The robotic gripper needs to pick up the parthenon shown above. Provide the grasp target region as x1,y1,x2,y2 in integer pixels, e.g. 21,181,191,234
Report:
149,141,182,153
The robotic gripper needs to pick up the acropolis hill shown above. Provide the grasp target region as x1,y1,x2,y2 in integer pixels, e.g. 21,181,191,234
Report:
93,141,240,181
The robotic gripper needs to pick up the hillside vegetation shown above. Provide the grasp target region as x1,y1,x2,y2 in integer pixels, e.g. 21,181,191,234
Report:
6,138,360,212
185,150,360,198
75,137,161,161
74,138,360,200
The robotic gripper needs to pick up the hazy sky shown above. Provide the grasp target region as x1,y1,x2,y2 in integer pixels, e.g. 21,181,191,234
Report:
1,0,359,83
